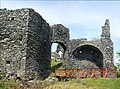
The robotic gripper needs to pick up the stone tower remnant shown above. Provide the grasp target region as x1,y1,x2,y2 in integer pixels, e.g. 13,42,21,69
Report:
0,8,51,80
101,19,114,68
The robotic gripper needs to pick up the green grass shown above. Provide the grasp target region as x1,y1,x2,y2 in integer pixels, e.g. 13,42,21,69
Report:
44,78,120,89
50,58,63,71
44,79,89,89
0,80,16,89
83,78,120,89
49,59,120,89
51,58,62,67
0,78,120,89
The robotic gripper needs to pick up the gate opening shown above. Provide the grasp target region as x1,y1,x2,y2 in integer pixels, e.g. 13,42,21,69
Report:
72,45,103,68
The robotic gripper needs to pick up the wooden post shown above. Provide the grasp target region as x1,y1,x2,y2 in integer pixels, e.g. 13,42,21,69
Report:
114,68,117,78
104,68,108,78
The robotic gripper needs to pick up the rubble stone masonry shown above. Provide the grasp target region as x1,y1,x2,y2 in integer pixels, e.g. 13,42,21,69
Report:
0,8,51,80
0,8,114,80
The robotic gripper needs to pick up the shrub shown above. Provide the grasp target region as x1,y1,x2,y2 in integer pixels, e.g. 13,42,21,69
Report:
0,71,6,80
117,71,120,78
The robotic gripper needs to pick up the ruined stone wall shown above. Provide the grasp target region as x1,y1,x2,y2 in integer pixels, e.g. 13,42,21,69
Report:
63,38,103,69
26,9,51,80
101,19,114,68
0,8,51,80
51,24,69,45
51,24,69,59
63,19,114,69
68,38,102,55
0,8,114,80
0,8,29,79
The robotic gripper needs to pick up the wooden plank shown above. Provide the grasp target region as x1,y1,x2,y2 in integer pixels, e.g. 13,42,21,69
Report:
54,68,116,78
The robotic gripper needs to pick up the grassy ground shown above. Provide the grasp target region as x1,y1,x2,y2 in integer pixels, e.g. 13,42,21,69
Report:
47,59,120,89
0,77,120,89
83,78,120,89
50,58,63,71
44,78,120,89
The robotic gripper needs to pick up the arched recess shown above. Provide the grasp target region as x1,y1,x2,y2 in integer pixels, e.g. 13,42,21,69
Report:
72,45,103,68
51,41,66,60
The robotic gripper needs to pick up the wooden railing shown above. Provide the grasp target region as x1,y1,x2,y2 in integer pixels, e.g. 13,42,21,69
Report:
54,68,117,78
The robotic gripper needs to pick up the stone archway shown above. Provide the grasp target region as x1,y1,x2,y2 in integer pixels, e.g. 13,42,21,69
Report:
72,45,103,68
51,42,66,60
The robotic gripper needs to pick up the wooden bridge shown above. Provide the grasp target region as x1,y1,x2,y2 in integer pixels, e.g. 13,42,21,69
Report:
54,68,117,78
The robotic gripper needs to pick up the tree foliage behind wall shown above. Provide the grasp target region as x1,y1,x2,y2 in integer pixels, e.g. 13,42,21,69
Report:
117,52,120,69
116,52,120,77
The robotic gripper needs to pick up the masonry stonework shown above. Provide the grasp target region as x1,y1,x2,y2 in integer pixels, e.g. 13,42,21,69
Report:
0,8,114,80
0,8,51,80
62,19,114,70
51,24,70,60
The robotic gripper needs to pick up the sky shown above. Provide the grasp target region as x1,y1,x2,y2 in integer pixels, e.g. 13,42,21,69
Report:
0,0,120,63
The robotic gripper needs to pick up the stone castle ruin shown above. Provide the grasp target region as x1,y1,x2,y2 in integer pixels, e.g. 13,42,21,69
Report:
0,8,114,80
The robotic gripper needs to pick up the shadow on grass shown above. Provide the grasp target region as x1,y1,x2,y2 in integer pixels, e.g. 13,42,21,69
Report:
51,63,63,72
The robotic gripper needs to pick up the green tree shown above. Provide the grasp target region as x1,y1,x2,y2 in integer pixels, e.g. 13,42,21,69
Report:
116,52,120,77
117,52,120,57
116,52,120,69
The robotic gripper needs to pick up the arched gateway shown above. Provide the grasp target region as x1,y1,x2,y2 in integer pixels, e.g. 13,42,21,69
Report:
51,24,69,59
72,45,103,68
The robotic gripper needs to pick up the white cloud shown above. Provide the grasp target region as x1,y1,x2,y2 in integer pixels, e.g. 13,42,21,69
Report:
1,1,120,60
